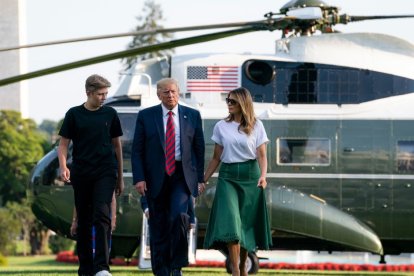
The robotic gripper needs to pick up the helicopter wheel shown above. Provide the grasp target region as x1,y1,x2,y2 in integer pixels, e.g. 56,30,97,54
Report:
225,251,259,275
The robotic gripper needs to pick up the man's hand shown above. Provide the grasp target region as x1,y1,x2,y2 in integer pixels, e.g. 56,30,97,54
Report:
198,182,206,195
70,220,77,236
60,167,71,183
135,181,147,196
111,217,117,232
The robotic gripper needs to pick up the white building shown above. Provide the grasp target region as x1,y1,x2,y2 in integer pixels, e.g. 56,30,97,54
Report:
0,0,28,118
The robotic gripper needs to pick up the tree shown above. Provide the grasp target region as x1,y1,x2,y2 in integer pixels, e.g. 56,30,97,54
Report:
38,119,57,136
0,110,46,205
0,207,19,255
6,200,36,256
29,220,52,255
38,119,59,145
122,0,174,71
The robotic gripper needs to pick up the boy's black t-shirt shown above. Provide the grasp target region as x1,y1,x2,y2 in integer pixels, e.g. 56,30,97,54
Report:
59,104,123,176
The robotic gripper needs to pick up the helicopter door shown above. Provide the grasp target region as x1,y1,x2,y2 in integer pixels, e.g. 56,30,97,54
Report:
391,121,414,239
339,120,392,235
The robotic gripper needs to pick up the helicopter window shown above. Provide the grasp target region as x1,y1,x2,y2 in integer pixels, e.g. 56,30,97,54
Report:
277,138,330,166
318,69,360,104
287,66,317,103
241,61,414,104
31,148,73,187
397,141,414,173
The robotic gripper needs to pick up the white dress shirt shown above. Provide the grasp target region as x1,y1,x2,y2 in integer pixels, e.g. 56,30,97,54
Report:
161,104,181,161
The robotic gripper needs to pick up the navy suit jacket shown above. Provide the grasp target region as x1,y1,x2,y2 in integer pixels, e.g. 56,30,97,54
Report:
131,104,205,198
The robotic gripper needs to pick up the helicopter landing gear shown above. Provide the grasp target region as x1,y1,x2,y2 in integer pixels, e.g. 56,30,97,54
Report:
379,254,386,264
225,251,259,275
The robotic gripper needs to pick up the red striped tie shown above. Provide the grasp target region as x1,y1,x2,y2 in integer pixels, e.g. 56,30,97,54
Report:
165,111,175,175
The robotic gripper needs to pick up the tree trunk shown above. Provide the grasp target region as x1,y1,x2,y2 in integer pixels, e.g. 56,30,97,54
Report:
39,229,51,255
29,225,51,255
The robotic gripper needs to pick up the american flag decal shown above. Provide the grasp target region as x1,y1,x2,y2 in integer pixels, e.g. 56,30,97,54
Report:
186,66,239,93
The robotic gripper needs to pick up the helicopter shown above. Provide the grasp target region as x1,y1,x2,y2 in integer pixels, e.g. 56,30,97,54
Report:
2,0,414,273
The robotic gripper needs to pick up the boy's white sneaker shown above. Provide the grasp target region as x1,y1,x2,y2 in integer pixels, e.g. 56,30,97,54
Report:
94,270,112,276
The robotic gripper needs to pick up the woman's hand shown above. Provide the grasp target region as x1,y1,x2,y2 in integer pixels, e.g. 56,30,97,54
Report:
115,177,124,196
257,176,267,189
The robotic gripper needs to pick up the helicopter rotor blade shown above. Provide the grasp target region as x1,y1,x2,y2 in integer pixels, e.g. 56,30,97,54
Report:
0,27,257,87
0,20,273,52
337,14,414,24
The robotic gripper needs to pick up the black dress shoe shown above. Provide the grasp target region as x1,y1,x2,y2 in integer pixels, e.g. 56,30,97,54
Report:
171,269,182,276
155,267,170,276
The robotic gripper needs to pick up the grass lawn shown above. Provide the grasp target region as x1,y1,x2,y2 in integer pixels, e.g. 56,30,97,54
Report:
2,255,414,275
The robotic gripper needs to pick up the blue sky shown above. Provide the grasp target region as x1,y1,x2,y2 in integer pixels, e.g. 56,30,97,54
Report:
24,0,414,123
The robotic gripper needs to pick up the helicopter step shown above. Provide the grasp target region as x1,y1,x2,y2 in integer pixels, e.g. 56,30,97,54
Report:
138,213,198,269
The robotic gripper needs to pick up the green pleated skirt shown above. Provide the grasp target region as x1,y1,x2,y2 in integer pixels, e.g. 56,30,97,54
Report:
203,160,272,252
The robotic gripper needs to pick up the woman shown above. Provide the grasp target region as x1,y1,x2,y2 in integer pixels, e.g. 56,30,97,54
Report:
203,87,272,276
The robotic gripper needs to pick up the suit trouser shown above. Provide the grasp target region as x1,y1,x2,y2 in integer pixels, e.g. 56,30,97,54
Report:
147,162,190,276
72,171,116,275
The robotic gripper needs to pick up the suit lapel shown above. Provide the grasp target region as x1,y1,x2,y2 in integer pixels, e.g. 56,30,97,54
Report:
154,104,165,153
179,105,188,155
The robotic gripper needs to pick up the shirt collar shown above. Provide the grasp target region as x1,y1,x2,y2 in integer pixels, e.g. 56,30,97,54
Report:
161,104,178,117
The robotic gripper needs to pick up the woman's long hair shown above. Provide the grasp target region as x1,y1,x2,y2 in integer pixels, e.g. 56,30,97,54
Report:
225,87,256,135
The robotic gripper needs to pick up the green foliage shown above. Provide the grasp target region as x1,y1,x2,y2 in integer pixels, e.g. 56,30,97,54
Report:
0,110,46,205
55,118,64,135
38,119,58,137
6,200,35,227
49,235,75,254
122,0,174,70
38,119,59,150
0,253,7,266
6,200,36,256
4,200,53,256
0,208,20,255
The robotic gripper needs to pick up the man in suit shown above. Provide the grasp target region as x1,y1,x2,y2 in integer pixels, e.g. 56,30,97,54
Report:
131,78,205,276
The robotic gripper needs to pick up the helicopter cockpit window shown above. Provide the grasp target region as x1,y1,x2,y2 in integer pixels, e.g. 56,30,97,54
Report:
397,141,414,172
277,138,330,166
